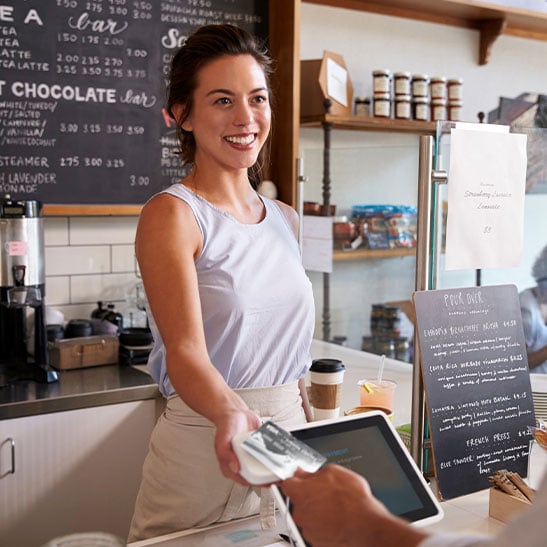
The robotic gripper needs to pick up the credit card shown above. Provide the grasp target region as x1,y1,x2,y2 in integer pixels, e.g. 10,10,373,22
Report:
241,421,326,480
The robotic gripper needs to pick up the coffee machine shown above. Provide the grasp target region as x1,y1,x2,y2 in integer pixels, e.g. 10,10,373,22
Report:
0,196,58,384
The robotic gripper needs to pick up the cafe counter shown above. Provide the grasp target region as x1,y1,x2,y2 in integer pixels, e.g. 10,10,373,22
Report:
0,363,160,420
128,339,547,547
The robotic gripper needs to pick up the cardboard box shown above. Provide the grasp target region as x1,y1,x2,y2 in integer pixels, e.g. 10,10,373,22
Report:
49,334,119,370
301,50,353,118
489,486,533,522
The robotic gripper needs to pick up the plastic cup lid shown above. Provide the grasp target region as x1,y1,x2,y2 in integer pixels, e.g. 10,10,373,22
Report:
310,358,345,373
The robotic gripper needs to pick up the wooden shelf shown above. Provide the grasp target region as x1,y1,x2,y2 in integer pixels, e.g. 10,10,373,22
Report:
301,114,437,135
43,205,142,216
333,247,416,261
303,0,547,64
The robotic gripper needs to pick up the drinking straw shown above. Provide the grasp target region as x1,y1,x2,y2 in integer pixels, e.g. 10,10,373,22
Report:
377,354,386,383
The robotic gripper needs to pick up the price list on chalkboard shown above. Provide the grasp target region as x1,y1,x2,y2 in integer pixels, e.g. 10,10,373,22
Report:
0,1,268,206
414,284,535,500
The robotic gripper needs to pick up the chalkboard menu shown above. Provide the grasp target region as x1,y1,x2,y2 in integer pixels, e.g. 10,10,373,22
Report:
414,284,535,500
0,1,268,207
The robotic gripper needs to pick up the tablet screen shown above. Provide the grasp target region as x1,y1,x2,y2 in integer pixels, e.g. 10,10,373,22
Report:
289,413,442,524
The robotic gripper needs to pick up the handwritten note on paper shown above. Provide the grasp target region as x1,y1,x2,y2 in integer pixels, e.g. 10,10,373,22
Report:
302,215,333,273
445,127,527,270
414,285,535,500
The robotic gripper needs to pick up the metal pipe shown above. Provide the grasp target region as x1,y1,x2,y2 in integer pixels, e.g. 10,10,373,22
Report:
412,137,448,471
411,135,434,468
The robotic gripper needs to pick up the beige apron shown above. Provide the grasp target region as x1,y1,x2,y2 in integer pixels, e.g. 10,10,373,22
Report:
128,381,306,542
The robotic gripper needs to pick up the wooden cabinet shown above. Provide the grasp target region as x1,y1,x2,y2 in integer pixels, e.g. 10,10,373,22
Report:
0,399,162,547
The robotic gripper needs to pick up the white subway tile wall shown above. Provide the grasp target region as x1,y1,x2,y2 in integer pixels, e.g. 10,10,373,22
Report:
43,216,140,322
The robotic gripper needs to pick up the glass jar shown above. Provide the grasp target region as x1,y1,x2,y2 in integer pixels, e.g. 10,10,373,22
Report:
394,71,411,95
382,305,401,337
354,96,370,116
373,92,391,118
375,337,395,359
430,76,447,100
413,96,430,121
370,304,385,336
372,69,391,93
395,94,411,119
448,100,463,121
361,335,376,354
395,337,411,363
411,73,429,98
431,98,447,121
447,78,463,101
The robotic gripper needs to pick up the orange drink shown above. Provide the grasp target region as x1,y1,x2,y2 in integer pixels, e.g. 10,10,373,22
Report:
357,379,397,412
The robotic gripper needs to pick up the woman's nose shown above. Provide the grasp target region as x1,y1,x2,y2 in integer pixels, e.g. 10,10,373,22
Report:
233,101,253,126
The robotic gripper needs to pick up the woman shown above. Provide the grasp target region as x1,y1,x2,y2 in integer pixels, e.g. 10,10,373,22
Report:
128,25,314,541
519,244,547,372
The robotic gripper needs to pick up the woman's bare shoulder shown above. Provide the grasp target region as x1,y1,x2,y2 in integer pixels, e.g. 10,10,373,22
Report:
136,190,201,254
273,199,299,238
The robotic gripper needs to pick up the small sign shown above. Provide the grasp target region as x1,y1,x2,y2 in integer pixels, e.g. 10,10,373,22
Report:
7,241,28,256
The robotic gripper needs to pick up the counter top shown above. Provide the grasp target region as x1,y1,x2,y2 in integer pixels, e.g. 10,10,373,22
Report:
0,364,160,420
311,339,413,426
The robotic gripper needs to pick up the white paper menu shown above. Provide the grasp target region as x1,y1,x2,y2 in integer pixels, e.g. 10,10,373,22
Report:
302,215,333,273
445,124,528,270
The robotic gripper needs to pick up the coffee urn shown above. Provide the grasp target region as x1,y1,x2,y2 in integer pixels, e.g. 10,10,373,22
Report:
0,196,58,383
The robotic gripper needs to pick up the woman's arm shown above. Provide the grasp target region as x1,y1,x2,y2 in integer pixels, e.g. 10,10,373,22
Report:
298,378,313,422
135,193,261,483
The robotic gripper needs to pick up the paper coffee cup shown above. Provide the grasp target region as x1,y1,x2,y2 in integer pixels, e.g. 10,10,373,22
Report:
310,358,345,421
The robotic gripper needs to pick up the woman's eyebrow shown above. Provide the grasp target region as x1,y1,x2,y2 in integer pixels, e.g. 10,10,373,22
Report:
206,87,268,97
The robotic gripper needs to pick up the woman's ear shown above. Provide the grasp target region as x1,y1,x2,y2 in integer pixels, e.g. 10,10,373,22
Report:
172,104,192,132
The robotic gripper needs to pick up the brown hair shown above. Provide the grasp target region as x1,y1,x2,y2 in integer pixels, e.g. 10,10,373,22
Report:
167,24,273,186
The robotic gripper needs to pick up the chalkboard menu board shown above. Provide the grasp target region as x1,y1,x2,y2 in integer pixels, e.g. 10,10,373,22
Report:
414,284,535,500
0,1,268,208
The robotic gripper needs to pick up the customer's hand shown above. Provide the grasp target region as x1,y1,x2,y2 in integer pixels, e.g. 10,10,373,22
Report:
214,409,262,485
281,465,429,547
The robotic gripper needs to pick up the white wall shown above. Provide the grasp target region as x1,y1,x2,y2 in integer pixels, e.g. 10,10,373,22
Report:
44,216,141,323
42,5,547,350
299,4,547,349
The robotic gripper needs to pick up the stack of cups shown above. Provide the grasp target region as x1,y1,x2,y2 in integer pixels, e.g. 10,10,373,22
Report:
310,358,346,420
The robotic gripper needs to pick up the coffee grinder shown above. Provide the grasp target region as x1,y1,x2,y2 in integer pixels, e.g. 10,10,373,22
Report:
0,196,58,384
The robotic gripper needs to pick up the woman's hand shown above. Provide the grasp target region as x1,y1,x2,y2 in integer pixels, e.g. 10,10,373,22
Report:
214,408,262,485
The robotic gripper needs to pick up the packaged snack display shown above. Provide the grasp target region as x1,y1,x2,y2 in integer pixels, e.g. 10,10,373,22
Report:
351,204,417,249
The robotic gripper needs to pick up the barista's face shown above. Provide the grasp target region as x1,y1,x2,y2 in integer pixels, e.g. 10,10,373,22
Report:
181,54,271,173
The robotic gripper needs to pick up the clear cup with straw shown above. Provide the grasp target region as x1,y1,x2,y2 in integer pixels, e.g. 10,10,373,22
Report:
357,355,397,412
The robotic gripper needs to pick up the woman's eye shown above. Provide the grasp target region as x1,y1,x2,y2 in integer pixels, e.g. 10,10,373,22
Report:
253,95,268,104
216,97,231,105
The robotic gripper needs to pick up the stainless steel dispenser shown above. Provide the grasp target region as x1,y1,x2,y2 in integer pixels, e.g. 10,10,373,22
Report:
0,196,58,384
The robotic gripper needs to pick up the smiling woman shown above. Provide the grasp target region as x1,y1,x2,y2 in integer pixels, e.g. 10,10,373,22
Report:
127,25,315,542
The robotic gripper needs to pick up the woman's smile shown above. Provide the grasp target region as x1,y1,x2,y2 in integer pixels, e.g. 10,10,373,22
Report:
224,133,257,146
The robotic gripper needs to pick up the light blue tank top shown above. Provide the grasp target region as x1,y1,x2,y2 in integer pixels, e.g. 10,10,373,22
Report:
146,183,315,397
